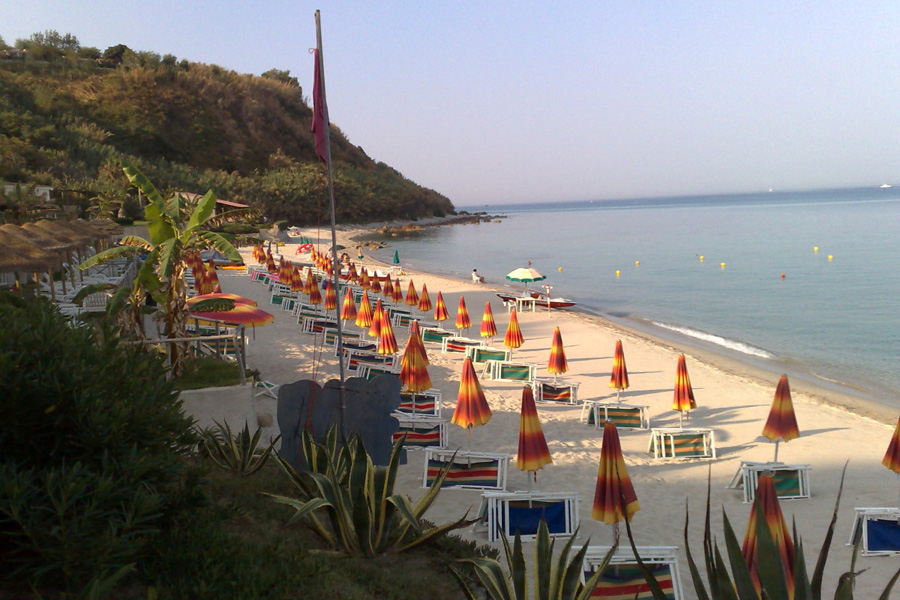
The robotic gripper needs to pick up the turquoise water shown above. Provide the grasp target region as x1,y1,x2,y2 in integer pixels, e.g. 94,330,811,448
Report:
371,187,900,403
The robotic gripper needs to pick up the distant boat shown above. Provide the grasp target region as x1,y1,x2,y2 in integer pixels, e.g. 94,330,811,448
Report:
496,292,577,309
880,184,892,189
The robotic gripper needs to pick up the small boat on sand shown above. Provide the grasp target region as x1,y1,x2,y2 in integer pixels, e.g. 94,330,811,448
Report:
496,292,577,310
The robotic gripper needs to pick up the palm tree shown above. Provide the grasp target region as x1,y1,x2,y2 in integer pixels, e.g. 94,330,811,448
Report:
80,164,245,375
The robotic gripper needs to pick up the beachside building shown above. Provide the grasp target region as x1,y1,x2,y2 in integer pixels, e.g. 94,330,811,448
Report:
1,183,54,203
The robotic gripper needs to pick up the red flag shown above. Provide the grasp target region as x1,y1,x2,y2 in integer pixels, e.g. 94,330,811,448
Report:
311,48,329,164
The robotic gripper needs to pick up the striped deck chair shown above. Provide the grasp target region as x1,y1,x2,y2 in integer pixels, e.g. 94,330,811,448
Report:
335,340,377,358
465,346,512,364
392,415,447,449
727,461,811,503
581,401,650,430
648,428,716,460
480,491,579,542
397,389,442,416
582,546,684,600
422,448,510,491
484,360,537,384
357,364,401,381
849,508,900,556
421,327,453,345
533,377,580,404
441,336,483,354
300,316,338,334
344,350,397,372
250,269,270,284
322,327,362,346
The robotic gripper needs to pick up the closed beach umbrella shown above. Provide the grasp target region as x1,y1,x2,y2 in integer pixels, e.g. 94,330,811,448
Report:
506,266,546,293
360,269,371,291
405,280,419,307
452,358,492,447
503,309,524,357
370,276,382,294
392,278,404,304
382,276,394,299
417,283,433,313
400,321,431,395
290,266,304,293
480,302,498,342
340,287,358,322
304,270,316,296
741,474,795,597
307,275,323,307
455,296,472,332
762,375,800,463
323,279,337,311
609,340,630,401
266,251,276,274
592,420,640,525
369,298,385,338
355,290,373,329
672,354,696,428
883,417,900,474
434,291,450,324
547,327,568,381
377,313,399,355
517,386,553,482
393,250,400,265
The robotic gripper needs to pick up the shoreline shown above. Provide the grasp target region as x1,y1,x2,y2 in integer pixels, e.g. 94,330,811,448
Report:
346,221,898,427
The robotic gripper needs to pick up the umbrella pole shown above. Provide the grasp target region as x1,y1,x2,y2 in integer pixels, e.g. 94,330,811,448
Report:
679,411,684,429
773,439,780,463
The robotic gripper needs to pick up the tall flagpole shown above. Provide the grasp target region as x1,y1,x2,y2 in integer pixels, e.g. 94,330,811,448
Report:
314,10,347,432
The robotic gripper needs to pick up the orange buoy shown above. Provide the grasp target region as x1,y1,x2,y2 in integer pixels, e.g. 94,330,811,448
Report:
781,273,786,278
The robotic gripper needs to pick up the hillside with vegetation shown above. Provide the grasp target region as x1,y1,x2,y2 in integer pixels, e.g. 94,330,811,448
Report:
0,31,455,224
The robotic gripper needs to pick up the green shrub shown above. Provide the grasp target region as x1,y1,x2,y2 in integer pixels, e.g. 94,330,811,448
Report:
114,216,135,225
0,292,201,593
221,223,259,235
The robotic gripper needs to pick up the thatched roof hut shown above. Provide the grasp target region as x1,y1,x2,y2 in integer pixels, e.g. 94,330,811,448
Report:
0,230,56,274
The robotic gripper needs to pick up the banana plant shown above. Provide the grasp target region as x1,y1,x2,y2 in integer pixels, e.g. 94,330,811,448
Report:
268,430,471,556
451,520,615,600
79,164,248,375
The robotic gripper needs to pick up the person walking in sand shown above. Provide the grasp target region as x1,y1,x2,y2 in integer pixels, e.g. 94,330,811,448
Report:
472,269,485,284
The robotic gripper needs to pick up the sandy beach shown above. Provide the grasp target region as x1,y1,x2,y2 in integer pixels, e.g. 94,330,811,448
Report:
196,224,900,599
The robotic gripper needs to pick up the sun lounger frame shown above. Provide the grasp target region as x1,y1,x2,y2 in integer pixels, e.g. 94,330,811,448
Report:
581,401,650,430
582,545,684,600
421,326,453,345
392,414,448,450
422,448,510,491
397,389,443,416
533,377,581,405
848,508,900,556
441,336,483,354
726,461,811,503
465,345,512,364
479,490,579,542
357,363,401,381
483,360,538,384
648,427,716,460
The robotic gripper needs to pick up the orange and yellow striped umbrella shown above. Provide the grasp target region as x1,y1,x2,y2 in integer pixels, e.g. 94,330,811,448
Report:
418,283,433,312
392,278,404,304
252,245,264,263
187,293,257,308
383,276,394,298
400,321,431,393
455,296,472,331
323,279,337,311
265,251,276,273
377,313,399,355
452,358,492,438
190,303,274,327
609,340,630,400
360,269,371,290
369,298,385,338
370,276,382,294
742,475,795,597
504,309,524,354
516,386,553,478
547,327,568,378
290,266,304,293
672,354,696,426
340,287,357,322
405,280,419,307
883,417,900,474
762,375,800,462
434,291,450,322
303,269,316,295
592,420,640,524
480,302,498,340
307,275,322,306
355,291,373,329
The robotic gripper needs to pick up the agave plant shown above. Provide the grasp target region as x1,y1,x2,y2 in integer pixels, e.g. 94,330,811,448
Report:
628,465,900,600
267,429,471,557
200,421,280,477
451,520,615,600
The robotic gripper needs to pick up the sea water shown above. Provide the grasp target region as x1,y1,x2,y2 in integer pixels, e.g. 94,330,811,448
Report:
369,187,900,404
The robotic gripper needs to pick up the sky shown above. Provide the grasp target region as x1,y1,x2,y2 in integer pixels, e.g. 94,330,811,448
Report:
3,1,899,206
